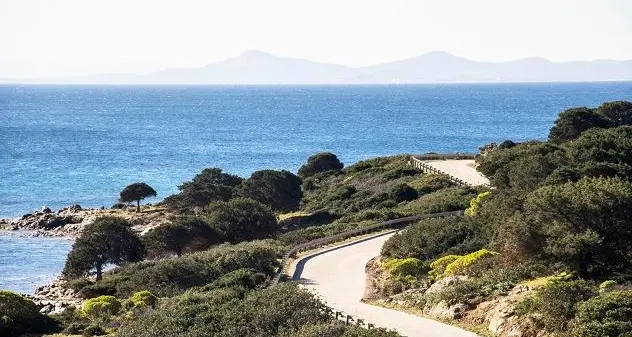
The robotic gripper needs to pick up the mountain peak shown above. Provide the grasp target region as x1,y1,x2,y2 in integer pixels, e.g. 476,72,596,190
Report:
238,50,276,59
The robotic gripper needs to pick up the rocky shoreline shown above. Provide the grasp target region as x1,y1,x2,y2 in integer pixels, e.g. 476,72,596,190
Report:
2,204,172,313
0,204,102,238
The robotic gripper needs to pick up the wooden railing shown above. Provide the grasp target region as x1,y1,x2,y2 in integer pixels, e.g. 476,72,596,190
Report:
409,156,472,187
411,153,477,160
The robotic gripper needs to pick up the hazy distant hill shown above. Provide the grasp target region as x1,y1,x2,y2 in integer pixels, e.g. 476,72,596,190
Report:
4,50,632,84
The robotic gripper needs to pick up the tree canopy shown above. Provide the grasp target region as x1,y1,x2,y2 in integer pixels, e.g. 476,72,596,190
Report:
298,152,344,178
63,216,144,281
548,107,611,144
163,168,243,211
238,170,303,212
203,198,278,243
120,182,157,212
142,217,221,258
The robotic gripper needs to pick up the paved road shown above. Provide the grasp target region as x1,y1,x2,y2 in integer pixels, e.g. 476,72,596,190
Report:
295,232,478,337
424,160,490,187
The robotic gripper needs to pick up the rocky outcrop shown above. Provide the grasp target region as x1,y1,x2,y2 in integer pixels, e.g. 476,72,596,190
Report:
1,204,171,238
30,278,83,314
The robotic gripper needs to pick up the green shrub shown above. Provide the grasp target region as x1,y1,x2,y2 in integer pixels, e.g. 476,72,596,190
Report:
298,152,344,178
571,290,632,337
80,296,121,321
396,187,475,216
383,258,426,278
129,291,158,309
534,280,597,332
83,324,106,336
64,322,88,334
464,191,491,216
443,249,499,277
408,174,455,195
90,240,279,297
599,280,617,293
390,183,418,202
197,268,268,291
116,284,333,337
429,255,461,279
381,216,484,261
435,279,483,305
0,290,59,336
281,322,401,337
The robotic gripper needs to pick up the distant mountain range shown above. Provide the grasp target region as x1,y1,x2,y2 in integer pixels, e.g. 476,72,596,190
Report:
4,50,632,84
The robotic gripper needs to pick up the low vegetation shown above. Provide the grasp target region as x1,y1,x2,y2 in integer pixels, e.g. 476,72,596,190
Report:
373,100,632,337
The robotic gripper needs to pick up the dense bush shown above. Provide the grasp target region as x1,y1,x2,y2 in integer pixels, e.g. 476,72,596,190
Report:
238,170,303,212
0,290,59,336
129,290,158,309
80,295,121,322
197,268,268,291
203,198,279,243
390,183,418,202
381,216,484,261
408,174,456,194
298,152,344,178
76,240,279,298
571,290,632,337
383,258,426,278
442,249,499,277
533,280,597,332
395,187,475,216
117,284,335,337
548,107,611,144
524,177,632,277
281,323,401,337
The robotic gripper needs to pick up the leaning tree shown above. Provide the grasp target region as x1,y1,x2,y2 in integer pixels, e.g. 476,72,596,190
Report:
120,182,157,212
63,216,144,281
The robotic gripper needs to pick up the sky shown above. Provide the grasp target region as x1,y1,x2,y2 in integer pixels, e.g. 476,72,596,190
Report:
1,0,631,78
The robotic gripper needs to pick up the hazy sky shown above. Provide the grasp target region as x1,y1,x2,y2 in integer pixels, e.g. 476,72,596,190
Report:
2,0,631,77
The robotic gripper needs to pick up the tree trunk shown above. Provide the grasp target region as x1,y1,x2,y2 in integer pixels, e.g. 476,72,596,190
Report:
136,199,140,213
96,264,103,281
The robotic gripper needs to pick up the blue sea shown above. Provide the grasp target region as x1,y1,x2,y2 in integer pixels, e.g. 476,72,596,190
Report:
1,82,631,293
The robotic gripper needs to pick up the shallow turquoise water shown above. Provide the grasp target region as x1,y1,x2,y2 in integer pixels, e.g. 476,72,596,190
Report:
0,234,72,293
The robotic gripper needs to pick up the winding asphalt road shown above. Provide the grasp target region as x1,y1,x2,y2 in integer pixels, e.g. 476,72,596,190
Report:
294,232,479,337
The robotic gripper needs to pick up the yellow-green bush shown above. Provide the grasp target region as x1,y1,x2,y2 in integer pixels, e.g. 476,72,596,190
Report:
80,296,121,320
383,258,424,277
129,291,158,309
443,249,499,276
598,280,617,293
429,255,461,279
464,191,491,216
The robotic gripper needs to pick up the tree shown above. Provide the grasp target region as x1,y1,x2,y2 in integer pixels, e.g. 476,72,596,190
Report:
142,217,220,258
120,182,157,212
548,107,611,144
298,152,344,178
163,168,243,211
238,170,303,212
63,216,144,281
524,177,632,277
203,198,278,243
596,100,632,126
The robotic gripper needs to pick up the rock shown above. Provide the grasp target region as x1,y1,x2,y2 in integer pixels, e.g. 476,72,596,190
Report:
41,206,52,214
425,275,467,295
426,300,471,319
